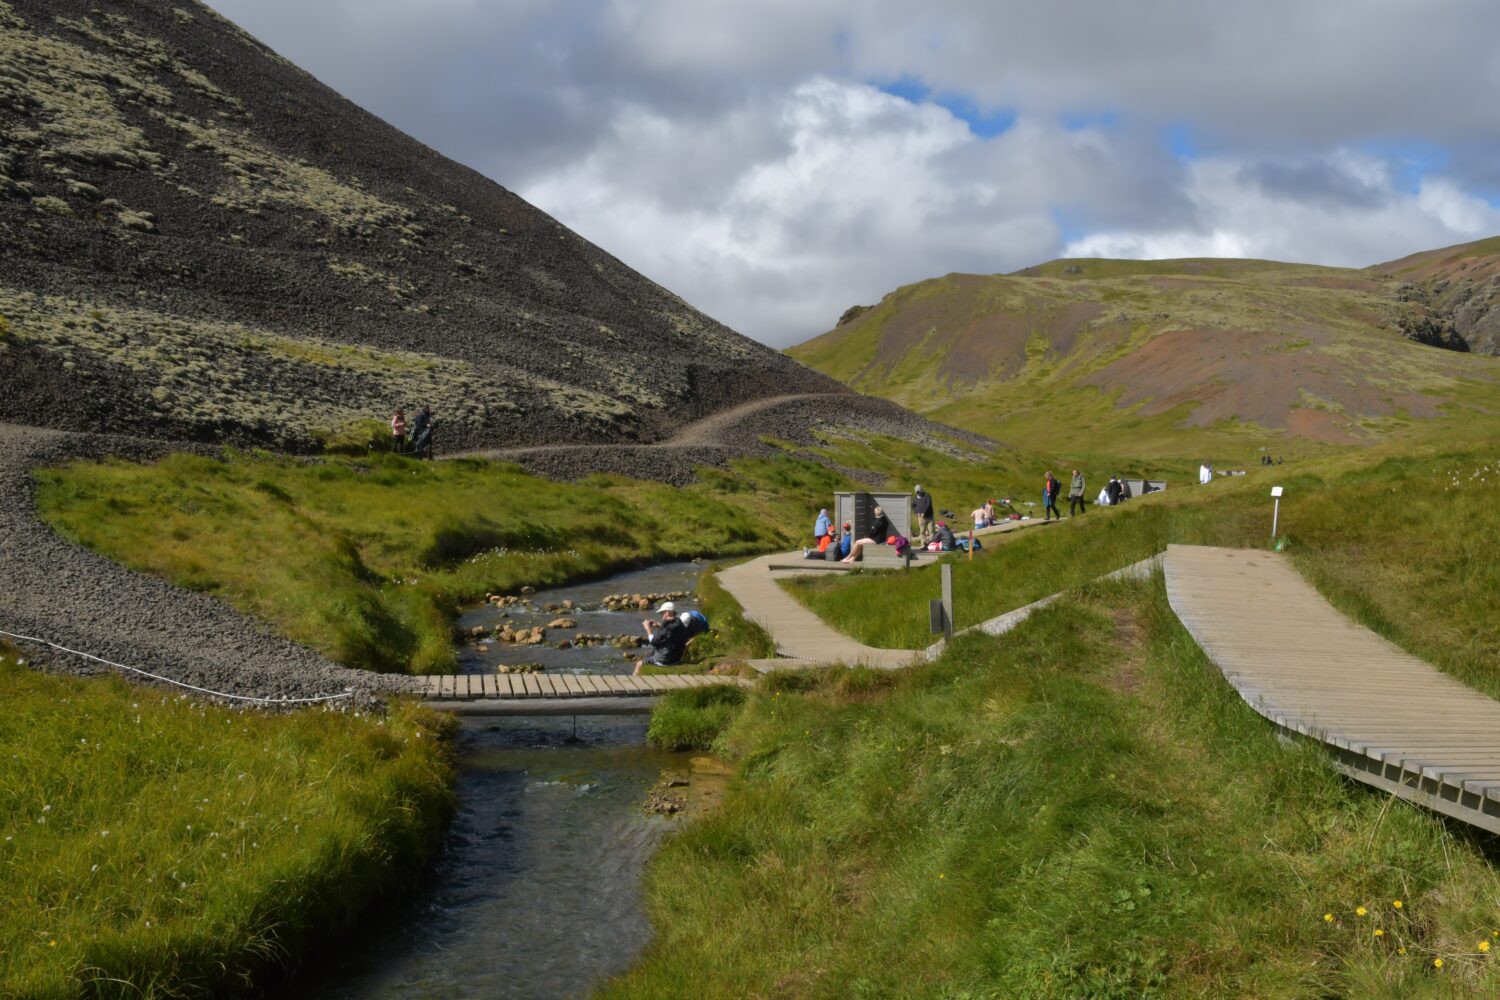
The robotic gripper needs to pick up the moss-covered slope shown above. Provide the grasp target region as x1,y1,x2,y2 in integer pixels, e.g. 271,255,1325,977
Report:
790,251,1500,456
0,0,844,451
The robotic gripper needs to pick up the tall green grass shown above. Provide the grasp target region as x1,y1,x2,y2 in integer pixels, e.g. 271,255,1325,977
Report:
0,647,454,998
604,578,1500,998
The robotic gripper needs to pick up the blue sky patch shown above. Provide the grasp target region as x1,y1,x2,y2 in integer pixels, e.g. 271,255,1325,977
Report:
874,76,1016,138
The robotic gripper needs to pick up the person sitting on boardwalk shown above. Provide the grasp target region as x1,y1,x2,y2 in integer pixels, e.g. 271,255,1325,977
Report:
638,602,688,672
391,408,407,453
1068,469,1087,517
841,506,893,563
1043,471,1063,521
805,508,833,558
913,485,935,546
932,521,958,550
833,522,854,560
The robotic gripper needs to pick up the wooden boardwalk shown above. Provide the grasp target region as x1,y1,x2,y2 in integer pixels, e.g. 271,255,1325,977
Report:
415,671,751,714
1165,544,1500,835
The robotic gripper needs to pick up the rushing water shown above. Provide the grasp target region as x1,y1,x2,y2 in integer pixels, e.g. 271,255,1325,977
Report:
295,563,711,999
296,715,679,999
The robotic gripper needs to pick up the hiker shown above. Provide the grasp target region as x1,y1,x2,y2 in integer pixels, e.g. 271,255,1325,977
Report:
985,499,999,523
971,503,991,529
1118,478,1133,501
391,408,407,453
1068,469,1087,517
639,602,688,670
933,521,958,551
410,405,434,459
1106,476,1123,505
1043,471,1063,521
841,506,893,563
913,485,935,546
1199,461,1213,485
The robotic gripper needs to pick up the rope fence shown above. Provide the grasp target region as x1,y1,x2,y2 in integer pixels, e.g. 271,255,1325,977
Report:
0,627,356,705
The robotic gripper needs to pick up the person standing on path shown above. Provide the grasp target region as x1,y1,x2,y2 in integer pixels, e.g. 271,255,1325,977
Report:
1199,461,1213,485
1068,469,1086,517
912,485,935,546
390,408,407,454
811,508,832,550
1043,471,1062,521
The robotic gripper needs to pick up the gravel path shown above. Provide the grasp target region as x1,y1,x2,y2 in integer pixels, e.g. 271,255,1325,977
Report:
0,422,412,707
456,392,995,484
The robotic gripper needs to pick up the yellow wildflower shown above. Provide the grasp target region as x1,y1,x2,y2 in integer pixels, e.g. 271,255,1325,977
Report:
1434,958,1444,969
1356,906,1367,917
1374,929,1385,938
1480,940,1491,953
1398,947,1407,956
1392,899,1402,909
1323,913,1334,923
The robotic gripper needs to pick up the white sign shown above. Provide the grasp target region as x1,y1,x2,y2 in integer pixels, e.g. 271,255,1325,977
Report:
1270,486,1284,497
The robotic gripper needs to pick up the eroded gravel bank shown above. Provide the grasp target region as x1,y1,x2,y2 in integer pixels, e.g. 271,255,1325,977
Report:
0,422,411,706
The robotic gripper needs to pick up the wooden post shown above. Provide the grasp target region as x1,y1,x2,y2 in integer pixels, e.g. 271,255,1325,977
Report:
967,529,974,561
940,563,954,642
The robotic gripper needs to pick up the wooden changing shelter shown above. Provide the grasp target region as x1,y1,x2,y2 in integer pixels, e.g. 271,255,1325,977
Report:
834,490,913,540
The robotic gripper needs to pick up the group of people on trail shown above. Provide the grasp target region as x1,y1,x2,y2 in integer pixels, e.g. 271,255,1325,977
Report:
1099,476,1133,506
636,600,710,673
391,406,434,459
1041,470,1089,520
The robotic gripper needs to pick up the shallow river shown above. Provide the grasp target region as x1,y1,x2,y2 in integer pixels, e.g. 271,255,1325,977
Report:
293,563,708,999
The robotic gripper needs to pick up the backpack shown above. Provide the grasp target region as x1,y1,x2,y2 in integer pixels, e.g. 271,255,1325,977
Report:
680,610,709,638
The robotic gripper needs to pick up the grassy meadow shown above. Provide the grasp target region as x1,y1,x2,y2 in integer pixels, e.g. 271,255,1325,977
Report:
33,438,1085,677
0,646,454,999
607,577,1500,999
784,443,1500,702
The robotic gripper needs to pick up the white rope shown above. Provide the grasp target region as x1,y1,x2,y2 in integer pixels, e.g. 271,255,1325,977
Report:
0,627,356,705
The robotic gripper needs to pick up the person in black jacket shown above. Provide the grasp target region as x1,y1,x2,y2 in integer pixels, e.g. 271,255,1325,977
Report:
912,485,935,546
842,506,894,563
1106,476,1123,505
638,603,689,670
933,521,958,550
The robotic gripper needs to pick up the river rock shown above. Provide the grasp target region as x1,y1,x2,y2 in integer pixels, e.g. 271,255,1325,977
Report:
546,617,577,629
556,639,571,650
561,599,575,611
521,586,536,595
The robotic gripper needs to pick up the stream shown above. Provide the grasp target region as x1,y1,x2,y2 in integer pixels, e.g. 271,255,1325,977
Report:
294,562,709,999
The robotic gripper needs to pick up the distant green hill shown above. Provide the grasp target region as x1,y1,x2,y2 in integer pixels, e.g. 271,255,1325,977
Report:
788,242,1500,458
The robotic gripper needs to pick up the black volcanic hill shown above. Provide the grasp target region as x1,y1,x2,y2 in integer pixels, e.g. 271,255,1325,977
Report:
0,0,849,451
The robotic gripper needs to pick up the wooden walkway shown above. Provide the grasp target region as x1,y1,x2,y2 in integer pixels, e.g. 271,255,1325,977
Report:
1165,544,1500,835
415,671,751,714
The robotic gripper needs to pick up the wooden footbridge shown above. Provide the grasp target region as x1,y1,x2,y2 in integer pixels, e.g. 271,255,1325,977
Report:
414,670,751,714
1166,545,1500,835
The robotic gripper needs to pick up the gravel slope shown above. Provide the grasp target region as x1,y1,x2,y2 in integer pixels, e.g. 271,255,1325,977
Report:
0,422,411,705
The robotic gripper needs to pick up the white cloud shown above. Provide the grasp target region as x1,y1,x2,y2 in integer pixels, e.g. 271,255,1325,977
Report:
521,78,1172,344
1065,153,1500,267
203,0,1500,347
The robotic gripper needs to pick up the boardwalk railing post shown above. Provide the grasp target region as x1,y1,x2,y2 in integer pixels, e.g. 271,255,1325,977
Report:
1270,485,1284,540
941,563,954,643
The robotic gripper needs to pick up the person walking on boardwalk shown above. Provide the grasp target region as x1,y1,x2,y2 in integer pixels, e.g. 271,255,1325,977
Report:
912,485,935,546
1043,471,1062,521
1068,469,1086,517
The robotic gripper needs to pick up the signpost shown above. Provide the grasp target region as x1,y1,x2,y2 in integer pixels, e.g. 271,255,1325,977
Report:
1270,485,1284,540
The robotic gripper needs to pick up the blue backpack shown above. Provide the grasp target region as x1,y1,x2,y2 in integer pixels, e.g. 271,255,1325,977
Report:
680,610,709,637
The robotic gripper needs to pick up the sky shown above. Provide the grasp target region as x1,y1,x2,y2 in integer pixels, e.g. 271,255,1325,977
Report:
205,0,1500,347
